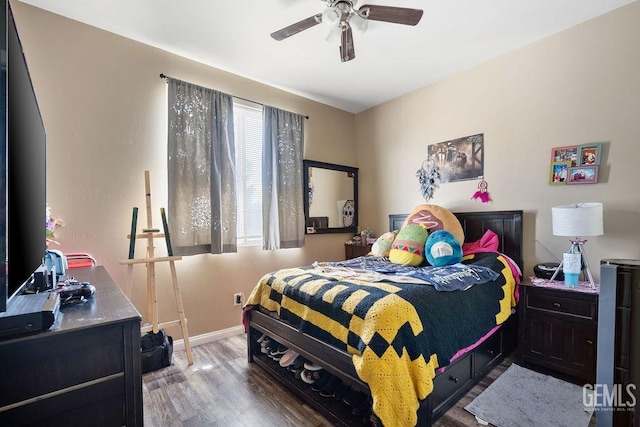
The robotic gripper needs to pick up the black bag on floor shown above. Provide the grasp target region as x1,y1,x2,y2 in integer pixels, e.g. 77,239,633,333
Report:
140,328,173,373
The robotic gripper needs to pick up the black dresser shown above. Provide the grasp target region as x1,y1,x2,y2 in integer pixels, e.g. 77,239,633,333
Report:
597,259,639,427
0,266,143,426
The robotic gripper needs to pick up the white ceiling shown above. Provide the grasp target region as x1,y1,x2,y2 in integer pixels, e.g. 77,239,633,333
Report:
19,0,636,113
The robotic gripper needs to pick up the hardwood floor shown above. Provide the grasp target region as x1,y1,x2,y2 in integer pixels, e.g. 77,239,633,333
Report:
143,334,514,426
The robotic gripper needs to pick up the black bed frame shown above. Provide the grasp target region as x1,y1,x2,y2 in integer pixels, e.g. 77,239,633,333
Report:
247,210,523,426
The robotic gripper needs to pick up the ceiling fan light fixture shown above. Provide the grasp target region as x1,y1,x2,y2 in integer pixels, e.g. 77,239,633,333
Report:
272,1,423,62
325,24,342,45
349,13,368,34
322,7,340,25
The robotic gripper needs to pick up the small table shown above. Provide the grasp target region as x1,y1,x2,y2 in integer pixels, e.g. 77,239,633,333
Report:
517,277,599,383
344,243,372,260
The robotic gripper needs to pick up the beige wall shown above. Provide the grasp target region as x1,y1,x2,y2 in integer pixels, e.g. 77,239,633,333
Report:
356,1,640,279
10,1,640,340
10,1,356,339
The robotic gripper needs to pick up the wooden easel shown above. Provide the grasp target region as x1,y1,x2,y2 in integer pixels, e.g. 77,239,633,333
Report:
120,170,193,365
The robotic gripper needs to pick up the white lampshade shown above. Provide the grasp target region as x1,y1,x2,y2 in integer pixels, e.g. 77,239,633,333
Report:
552,202,604,237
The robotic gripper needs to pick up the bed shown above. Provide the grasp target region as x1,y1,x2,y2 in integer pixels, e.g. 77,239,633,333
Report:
244,210,523,426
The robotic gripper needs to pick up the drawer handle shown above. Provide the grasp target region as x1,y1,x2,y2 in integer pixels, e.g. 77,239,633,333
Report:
586,340,593,345
488,350,494,356
553,302,561,308
449,375,459,384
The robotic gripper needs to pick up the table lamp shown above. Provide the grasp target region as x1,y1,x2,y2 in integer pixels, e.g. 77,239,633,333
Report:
550,202,603,287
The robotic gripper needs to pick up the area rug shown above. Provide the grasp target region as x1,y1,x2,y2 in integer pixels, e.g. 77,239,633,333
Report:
465,363,594,427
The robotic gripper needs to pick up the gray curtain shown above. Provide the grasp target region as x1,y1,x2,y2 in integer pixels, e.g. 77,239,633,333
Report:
262,106,305,249
167,78,237,255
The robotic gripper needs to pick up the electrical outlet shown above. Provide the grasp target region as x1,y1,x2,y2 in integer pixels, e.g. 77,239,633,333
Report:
233,293,243,306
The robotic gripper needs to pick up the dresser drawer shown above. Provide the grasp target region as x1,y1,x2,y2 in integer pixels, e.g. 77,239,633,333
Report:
474,331,502,376
1,324,125,407
432,354,473,414
0,374,125,426
526,291,596,320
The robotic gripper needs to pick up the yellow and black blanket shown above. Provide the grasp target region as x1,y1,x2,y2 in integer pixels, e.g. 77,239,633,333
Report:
244,252,517,427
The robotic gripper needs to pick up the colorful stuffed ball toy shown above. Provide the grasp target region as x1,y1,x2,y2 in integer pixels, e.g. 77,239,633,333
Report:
389,224,429,266
371,231,398,257
402,204,464,246
425,230,462,267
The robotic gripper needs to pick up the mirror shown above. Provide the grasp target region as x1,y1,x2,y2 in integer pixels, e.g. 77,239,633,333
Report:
303,160,358,234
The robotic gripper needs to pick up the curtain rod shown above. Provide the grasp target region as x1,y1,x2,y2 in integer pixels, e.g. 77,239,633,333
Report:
159,73,309,120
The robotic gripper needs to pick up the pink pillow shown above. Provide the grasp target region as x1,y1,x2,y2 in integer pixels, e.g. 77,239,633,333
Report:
463,229,521,285
462,229,499,255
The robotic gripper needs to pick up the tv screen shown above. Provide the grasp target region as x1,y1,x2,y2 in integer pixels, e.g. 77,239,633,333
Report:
0,3,47,312
0,1,6,311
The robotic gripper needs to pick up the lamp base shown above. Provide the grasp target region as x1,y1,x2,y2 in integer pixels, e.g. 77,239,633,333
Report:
549,238,596,288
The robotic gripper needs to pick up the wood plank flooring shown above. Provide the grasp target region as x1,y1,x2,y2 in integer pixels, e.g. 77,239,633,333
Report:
143,334,515,426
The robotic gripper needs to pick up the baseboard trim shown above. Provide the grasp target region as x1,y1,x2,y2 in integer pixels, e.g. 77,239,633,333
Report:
172,325,244,351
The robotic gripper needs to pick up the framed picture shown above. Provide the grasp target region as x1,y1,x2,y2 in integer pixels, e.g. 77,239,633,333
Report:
567,165,599,184
427,133,484,183
578,143,603,166
549,161,571,185
550,145,578,166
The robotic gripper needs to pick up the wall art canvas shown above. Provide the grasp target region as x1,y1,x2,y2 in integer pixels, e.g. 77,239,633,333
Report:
427,133,484,183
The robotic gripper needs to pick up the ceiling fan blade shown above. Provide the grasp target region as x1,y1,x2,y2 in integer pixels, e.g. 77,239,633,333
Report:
339,23,355,62
271,13,323,41
359,5,423,26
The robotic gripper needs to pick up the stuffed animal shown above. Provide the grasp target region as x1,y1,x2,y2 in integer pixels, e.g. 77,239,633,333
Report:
402,204,464,245
371,230,398,257
425,230,462,267
389,224,429,266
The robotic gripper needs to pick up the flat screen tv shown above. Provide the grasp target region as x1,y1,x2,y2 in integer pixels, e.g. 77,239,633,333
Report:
0,2,47,312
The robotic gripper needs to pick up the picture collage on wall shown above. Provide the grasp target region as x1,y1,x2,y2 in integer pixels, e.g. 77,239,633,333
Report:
549,143,603,185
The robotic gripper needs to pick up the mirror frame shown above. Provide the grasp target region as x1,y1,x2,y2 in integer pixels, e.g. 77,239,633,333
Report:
303,160,358,234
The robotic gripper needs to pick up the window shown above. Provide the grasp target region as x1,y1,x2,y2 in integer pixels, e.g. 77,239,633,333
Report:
233,102,263,246
167,76,305,254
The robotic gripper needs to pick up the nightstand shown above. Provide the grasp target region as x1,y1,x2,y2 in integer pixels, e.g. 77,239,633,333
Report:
518,280,599,383
345,243,372,260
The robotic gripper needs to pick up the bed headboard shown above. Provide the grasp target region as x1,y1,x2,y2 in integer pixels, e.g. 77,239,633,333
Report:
389,210,523,272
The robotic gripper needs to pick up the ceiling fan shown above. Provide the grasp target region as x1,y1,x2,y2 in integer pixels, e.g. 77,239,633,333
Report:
270,0,423,62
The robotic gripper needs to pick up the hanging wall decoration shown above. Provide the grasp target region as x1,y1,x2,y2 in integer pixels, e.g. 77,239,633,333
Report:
471,180,491,203
567,165,599,184
416,159,440,201
578,143,602,166
549,145,577,185
427,133,484,183
549,143,602,185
